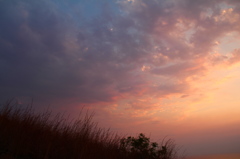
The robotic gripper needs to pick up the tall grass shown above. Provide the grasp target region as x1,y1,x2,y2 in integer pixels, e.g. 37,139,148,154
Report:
0,101,123,159
0,100,181,159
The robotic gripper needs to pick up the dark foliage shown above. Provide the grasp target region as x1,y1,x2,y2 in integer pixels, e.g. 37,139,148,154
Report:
0,101,181,159
120,133,178,159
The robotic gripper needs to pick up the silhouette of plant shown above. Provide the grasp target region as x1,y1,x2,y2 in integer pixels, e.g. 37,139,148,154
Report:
120,133,177,159
0,100,181,159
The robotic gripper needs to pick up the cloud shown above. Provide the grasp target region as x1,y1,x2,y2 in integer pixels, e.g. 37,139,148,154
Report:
1,0,240,110
228,49,240,64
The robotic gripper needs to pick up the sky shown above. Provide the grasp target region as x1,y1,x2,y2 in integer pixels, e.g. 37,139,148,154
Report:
0,0,240,158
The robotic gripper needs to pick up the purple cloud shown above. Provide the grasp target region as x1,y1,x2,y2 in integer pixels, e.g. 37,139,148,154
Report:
0,0,240,108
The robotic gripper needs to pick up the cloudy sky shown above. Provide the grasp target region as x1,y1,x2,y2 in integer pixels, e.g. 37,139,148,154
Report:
1,0,240,158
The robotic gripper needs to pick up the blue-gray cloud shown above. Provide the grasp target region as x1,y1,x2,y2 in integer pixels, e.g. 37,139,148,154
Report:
0,0,240,107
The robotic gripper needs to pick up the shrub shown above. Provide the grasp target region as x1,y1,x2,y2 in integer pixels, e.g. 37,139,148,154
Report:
120,133,178,159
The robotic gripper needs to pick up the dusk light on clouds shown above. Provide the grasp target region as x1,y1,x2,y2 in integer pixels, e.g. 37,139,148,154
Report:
0,0,240,158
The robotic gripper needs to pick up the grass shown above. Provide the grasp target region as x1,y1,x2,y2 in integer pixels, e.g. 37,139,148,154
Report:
0,100,180,159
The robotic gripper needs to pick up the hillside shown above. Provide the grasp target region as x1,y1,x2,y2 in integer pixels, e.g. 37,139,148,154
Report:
0,101,179,159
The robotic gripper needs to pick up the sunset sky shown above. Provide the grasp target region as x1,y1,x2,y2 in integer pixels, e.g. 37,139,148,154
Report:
0,0,240,158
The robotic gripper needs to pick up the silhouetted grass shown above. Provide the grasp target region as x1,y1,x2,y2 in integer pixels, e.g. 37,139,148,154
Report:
0,100,181,159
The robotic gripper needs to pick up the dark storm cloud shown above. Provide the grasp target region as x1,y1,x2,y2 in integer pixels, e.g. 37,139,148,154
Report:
1,0,240,107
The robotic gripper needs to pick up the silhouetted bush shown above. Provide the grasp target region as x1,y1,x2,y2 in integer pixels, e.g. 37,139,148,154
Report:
120,133,177,159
